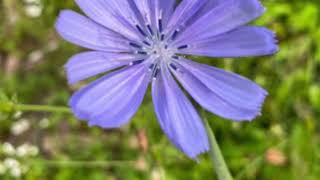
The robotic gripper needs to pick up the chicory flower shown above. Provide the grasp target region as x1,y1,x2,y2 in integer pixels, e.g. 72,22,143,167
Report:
55,0,278,159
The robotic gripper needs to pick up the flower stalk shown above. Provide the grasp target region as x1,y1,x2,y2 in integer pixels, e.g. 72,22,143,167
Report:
203,117,233,180
15,104,71,113
0,101,71,114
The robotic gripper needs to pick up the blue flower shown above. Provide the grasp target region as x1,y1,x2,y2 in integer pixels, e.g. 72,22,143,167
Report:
55,0,278,159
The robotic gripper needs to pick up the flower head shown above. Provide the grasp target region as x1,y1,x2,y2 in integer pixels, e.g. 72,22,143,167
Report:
55,0,278,159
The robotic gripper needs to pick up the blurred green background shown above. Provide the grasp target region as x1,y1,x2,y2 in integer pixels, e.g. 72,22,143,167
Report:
0,0,319,179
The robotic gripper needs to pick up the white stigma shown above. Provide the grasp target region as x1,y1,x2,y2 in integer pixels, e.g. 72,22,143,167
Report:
149,39,175,62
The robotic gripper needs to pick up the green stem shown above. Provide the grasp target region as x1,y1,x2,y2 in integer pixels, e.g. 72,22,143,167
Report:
203,117,233,180
29,160,135,168
15,104,71,113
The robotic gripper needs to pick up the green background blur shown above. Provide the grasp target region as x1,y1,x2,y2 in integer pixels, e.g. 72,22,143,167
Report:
0,0,319,179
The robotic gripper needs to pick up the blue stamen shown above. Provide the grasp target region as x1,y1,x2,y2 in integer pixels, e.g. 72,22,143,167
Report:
137,51,147,55
149,64,155,70
171,30,179,40
170,63,178,71
130,59,144,65
143,41,151,46
160,34,165,41
147,24,154,36
136,25,147,37
129,42,142,49
158,19,163,33
177,45,188,50
172,55,179,59
153,68,160,78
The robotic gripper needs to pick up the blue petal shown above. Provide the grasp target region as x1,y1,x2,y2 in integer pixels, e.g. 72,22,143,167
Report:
65,51,142,84
186,0,223,27
130,0,153,25
178,26,278,57
130,0,175,31
70,64,149,128
75,0,143,41
167,0,207,33
175,0,265,44
153,0,176,29
196,0,223,16
172,58,267,121
55,10,130,52
152,64,209,159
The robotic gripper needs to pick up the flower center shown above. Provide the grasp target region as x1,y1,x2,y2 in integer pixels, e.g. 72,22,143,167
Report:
128,24,190,79
150,40,175,61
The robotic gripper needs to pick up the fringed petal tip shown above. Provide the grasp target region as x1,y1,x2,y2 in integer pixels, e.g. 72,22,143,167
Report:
259,27,280,55
242,0,266,17
250,90,268,121
232,88,268,122
254,0,266,13
176,140,209,161
183,136,210,160
190,146,210,161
